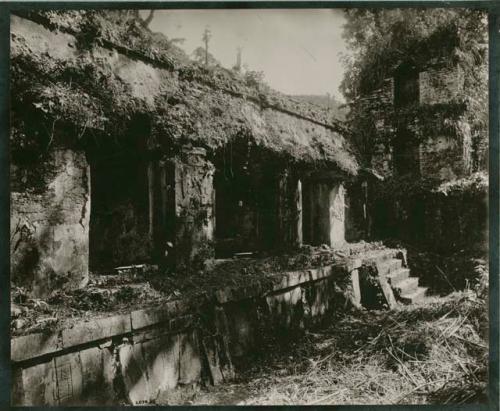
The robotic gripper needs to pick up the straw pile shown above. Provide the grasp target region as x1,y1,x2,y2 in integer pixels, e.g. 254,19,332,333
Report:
186,290,488,405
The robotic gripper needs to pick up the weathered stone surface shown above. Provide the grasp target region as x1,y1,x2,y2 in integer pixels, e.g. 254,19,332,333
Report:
169,148,215,269
15,359,58,406
304,278,334,321
62,313,131,347
378,276,398,309
201,334,234,385
52,351,84,405
78,346,116,405
119,342,152,405
11,332,61,362
11,149,90,297
302,181,346,247
178,330,202,386
349,269,362,307
419,65,464,105
142,334,181,396
274,269,311,291
308,265,332,282
266,286,304,330
131,301,178,330
223,300,258,358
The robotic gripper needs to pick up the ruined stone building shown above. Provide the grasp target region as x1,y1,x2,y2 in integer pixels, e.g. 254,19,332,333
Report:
346,23,488,252
10,11,359,298
9,11,489,407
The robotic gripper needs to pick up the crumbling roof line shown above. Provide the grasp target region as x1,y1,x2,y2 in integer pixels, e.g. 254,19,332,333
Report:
13,10,350,136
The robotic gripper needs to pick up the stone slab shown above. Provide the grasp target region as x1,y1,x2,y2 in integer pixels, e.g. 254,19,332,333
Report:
273,269,311,291
308,265,332,282
131,301,179,331
178,330,202,386
78,346,116,405
17,359,58,405
11,331,61,363
62,313,131,348
142,334,181,396
53,351,84,405
119,342,152,405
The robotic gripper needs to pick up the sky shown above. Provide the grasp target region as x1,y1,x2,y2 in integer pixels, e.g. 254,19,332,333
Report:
145,9,349,101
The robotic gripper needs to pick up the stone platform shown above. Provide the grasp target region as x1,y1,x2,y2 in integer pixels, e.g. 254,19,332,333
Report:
11,247,411,406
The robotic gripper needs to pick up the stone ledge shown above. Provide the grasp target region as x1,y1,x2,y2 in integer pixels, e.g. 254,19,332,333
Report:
62,313,132,348
12,260,358,363
131,301,180,331
11,332,61,363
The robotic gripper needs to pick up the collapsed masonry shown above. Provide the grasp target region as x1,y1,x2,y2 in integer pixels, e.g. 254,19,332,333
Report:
10,12,360,298
345,33,488,252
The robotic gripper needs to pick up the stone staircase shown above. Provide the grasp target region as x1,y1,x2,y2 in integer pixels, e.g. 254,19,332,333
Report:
358,248,428,307
377,255,428,305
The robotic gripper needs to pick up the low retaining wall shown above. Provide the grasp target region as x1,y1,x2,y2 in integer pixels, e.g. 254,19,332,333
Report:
11,257,375,406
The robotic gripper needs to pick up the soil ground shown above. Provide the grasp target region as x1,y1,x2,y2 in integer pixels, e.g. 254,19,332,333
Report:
164,291,488,406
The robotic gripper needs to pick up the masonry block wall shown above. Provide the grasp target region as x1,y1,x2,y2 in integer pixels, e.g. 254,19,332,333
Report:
11,13,356,296
11,149,90,297
418,130,472,180
303,180,346,248
419,65,465,105
361,63,471,180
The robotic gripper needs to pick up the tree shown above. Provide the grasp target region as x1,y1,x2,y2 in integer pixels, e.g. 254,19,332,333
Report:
202,27,212,67
191,46,220,67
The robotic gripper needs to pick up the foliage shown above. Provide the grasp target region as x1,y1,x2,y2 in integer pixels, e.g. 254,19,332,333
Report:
340,9,488,170
372,171,488,203
244,70,266,89
11,10,358,174
340,9,487,99
433,171,488,196
191,46,221,67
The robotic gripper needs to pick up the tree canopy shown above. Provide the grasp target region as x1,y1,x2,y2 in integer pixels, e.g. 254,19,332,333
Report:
340,8,488,100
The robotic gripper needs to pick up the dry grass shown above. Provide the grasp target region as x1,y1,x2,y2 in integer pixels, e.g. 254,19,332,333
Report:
188,290,488,405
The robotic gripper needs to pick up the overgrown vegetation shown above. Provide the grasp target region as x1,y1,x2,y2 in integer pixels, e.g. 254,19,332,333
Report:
341,9,488,170
10,242,383,336
11,10,357,174
182,291,488,405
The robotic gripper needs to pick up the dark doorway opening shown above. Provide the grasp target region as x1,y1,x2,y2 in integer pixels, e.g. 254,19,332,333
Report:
89,151,151,270
213,143,278,258
87,115,155,270
394,63,420,108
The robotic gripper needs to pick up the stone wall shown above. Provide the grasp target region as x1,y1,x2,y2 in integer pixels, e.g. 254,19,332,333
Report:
169,148,215,269
418,129,472,180
303,180,346,248
357,63,471,181
11,149,90,297
11,256,370,406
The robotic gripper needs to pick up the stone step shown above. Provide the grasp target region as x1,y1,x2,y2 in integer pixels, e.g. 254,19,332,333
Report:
399,287,428,305
392,277,419,296
386,268,410,285
377,259,403,276
361,249,400,265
